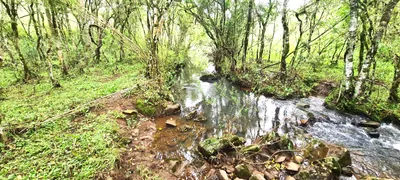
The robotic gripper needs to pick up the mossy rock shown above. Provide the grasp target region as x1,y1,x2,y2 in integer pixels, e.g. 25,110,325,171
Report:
198,134,245,157
136,99,156,116
234,164,252,179
240,144,260,154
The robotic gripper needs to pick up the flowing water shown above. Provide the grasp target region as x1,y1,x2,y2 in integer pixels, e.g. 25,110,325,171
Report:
152,66,400,178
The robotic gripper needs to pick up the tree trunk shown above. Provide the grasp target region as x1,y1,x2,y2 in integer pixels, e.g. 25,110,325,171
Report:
354,0,400,98
388,54,400,103
343,0,358,97
267,20,276,62
241,0,254,71
280,0,289,82
1,0,32,82
256,0,273,64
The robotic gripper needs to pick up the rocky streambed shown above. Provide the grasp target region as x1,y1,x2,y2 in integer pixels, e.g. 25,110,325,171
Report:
147,67,400,179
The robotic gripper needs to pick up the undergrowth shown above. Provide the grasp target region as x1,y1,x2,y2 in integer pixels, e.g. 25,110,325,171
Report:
0,63,148,179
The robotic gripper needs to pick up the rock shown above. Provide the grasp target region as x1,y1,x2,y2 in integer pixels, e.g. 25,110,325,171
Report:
358,121,381,128
132,129,139,137
364,127,380,138
198,135,246,157
307,112,316,121
264,171,276,180
165,104,181,115
217,170,230,180
286,162,300,172
174,161,188,176
296,103,310,109
194,114,207,122
275,155,287,163
235,164,252,179
366,130,380,138
241,144,260,154
304,141,351,168
341,167,353,177
300,119,308,126
303,141,352,177
166,118,177,127
223,165,235,174
122,109,138,115
169,160,179,172
249,174,266,180
286,176,296,180
179,125,193,132
294,156,304,164
200,74,220,83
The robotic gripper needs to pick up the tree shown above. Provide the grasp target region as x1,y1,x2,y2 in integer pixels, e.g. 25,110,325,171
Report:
241,0,254,71
0,0,33,82
354,0,400,98
342,0,358,97
389,54,400,103
280,0,289,82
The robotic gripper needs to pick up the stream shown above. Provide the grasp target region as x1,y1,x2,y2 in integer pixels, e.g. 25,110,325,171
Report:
152,65,400,179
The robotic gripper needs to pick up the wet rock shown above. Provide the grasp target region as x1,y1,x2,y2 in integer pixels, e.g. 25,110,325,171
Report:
294,169,331,179
198,135,245,157
169,160,179,172
304,141,351,169
174,161,188,176
240,144,260,154
249,174,266,180
234,164,252,179
217,170,230,180
123,109,138,115
294,156,304,164
200,74,220,83
165,104,181,115
262,131,294,152
307,112,316,121
341,166,353,177
286,162,300,172
193,114,207,122
358,121,381,128
300,119,308,126
166,118,177,127
296,103,310,109
179,125,193,132
364,128,380,138
185,110,207,122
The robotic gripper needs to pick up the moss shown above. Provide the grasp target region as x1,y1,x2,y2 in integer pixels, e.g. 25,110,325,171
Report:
197,135,245,157
136,99,156,117
326,89,400,124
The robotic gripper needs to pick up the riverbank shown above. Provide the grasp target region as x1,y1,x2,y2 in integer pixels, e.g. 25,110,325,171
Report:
209,67,399,126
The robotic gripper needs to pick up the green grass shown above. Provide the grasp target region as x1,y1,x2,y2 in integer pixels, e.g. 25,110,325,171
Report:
1,114,120,179
0,63,146,179
0,63,144,125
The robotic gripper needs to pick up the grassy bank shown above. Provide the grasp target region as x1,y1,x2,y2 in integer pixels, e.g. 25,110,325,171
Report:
0,63,147,178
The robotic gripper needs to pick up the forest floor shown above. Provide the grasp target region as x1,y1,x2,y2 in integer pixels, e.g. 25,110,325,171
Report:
0,63,161,179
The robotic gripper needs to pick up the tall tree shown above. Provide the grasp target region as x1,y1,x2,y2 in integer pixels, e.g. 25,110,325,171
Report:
241,0,254,71
354,0,400,98
342,0,358,97
388,54,400,103
280,0,289,82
